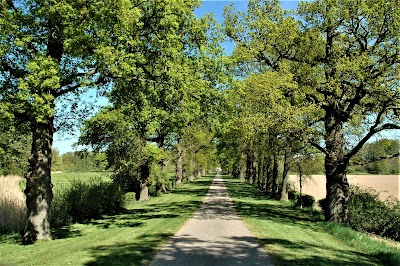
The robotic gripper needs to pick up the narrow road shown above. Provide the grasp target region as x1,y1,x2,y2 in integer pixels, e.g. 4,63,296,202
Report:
150,175,274,266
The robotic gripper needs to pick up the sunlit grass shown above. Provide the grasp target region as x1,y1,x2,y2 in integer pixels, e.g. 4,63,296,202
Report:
0,175,214,266
223,175,400,266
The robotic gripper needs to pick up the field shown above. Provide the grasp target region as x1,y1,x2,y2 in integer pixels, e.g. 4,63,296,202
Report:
289,175,399,201
51,172,112,191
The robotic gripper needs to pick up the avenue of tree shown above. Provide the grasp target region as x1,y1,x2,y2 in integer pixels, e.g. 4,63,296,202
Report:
0,0,398,244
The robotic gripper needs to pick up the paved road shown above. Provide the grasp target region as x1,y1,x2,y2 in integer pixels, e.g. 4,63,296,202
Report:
150,175,274,266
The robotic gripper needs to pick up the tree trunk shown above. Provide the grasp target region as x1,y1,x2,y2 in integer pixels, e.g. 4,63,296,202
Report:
23,120,54,244
175,146,183,185
272,152,279,198
245,151,253,184
136,161,150,201
325,115,350,223
137,185,149,201
264,156,272,194
280,146,292,201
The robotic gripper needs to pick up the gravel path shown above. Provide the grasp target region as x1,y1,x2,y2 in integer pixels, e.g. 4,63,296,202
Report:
150,175,274,266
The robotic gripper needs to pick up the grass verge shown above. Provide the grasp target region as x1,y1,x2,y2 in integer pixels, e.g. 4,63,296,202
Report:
223,176,400,266
0,175,214,266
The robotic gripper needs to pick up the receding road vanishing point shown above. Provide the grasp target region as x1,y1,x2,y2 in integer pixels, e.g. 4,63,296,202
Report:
150,175,274,266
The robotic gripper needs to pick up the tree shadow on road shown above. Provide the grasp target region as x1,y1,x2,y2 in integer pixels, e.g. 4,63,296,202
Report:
223,176,384,266
82,175,215,265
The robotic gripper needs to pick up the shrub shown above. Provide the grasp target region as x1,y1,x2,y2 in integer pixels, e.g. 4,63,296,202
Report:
318,198,329,218
348,185,400,241
0,176,26,233
51,178,124,226
295,194,315,208
287,188,315,208
288,189,298,201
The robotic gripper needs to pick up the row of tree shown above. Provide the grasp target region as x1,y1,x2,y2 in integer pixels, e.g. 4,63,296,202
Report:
0,0,399,244
1,0,224,244
218,0,399,225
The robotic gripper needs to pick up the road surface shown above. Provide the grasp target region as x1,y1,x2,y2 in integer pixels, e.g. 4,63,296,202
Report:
150,175,274,266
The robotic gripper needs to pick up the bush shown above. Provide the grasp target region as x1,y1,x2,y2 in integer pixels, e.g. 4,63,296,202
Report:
348,185,400,241
288,189,315,208
51,178,124,227
288,189,298,201
295,194,315,208
318,198,329,218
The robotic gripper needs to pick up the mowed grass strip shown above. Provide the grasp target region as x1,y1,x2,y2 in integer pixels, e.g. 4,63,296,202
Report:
223,176,400,266
0,175,214,266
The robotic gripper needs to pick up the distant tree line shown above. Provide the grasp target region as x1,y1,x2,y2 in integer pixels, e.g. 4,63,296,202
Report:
52,150,107,173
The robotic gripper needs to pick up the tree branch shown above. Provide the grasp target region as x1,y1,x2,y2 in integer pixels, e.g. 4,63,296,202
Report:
344,105,399,164
350,153,400,166
310,142,327,154
1,61,28,78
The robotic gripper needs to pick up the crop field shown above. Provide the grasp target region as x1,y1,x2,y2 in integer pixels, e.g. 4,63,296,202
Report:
289,175,400,201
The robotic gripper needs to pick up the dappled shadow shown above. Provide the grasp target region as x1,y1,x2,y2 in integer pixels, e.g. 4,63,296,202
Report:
223,177,384,266
192,177,239,220
85,233,174,266
224,177,323,231
150,234,377,266
52,227,82,239
257,237,380,266
150,235,272,266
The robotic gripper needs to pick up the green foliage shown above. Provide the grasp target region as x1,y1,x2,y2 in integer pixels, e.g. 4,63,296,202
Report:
288,189,316,208
351,139,400,174
59,151,106,173
295,194,315,208
319,185,400,241
348,185,400,241
223,0,400,223
51,178,124,227
0,127,30,176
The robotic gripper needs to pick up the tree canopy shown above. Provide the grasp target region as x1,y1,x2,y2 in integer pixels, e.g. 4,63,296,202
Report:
0,0,399,244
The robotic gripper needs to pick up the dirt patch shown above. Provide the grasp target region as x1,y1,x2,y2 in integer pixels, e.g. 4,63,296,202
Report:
289,175,399,201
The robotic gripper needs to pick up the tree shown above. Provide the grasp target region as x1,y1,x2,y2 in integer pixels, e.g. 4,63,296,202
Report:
350,139,400,174
80,4,224,195
224,0,400,223
0,0,180,244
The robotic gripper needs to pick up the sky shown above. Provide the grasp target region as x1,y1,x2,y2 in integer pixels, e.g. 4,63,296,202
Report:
52,0,399,154
54,0,302,154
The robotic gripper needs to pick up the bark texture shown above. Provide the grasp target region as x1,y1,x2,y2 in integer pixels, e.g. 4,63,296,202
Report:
136,161,150,201
280,146,291,201
23,120,54,244
325,115,350,223
175,146,183,185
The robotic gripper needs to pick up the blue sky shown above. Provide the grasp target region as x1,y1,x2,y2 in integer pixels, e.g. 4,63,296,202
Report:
54,0,399,154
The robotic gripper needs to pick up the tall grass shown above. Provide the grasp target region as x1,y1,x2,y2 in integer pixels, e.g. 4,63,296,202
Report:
0,176,26,233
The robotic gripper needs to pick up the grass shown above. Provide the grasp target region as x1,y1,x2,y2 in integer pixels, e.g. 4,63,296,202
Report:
0,174,214,265
223,175,400,266
0,176,26,233
51,172,111,191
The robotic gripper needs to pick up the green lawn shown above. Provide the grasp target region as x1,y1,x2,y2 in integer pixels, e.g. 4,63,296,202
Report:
51,172,112,191
223,176,400,266
0,175,214,266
